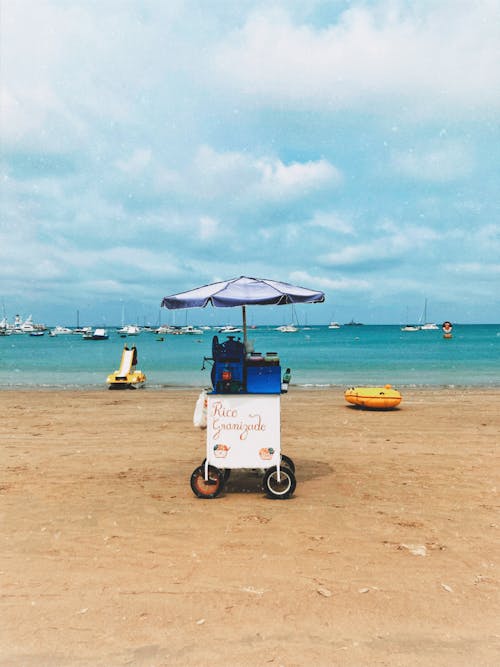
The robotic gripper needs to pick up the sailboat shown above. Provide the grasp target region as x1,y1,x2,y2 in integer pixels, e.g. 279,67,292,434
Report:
276,323,299,332
401,305,420,331
419,299,439,330
276,304,299,332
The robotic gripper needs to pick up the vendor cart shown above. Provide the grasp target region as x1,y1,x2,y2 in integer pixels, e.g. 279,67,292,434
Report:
161,276,324,500
190,335,296,499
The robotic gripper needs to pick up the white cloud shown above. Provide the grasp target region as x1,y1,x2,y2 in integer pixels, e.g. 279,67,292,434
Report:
308,211,355,234
256,157,341,199
320,225,439,266
115,149,153,175
193,145,341,202
290,270,370,292
391,141,474,182
0,1,192,151
213,2,500,116
443,262,500,275
199,216,219,240
193,146,257,199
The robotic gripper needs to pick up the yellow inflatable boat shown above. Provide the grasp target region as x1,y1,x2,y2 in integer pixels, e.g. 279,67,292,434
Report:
344,384,402,409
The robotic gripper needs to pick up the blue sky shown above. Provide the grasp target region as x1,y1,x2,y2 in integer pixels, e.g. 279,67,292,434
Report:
1,0,499,326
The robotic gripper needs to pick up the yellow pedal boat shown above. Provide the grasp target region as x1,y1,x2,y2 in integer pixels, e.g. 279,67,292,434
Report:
107,345,146,389
344,384,402,409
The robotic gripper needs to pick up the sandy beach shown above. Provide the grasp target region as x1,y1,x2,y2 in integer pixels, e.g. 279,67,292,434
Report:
1,387,499,667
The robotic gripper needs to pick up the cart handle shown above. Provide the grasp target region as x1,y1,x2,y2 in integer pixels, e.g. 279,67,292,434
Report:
201,356,214,371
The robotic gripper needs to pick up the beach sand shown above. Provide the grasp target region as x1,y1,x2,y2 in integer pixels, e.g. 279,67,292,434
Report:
1,388,499,667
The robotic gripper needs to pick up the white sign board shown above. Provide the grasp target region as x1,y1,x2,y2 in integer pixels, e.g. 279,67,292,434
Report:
206,394,280,469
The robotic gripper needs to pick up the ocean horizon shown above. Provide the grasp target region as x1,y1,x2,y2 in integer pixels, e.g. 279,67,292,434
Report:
1,323,499,390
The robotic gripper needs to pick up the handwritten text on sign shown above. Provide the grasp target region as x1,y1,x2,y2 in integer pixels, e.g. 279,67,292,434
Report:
211,400,266,440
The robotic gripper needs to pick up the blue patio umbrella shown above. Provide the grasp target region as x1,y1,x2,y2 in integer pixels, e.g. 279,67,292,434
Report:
161,276,325,343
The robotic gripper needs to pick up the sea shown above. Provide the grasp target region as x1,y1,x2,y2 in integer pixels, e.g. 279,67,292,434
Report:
1,324,499,390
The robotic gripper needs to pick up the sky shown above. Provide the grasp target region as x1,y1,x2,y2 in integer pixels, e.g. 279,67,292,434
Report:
1,0,499,327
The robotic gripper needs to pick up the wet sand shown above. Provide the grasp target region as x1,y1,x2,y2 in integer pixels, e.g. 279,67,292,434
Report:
1,388,499,666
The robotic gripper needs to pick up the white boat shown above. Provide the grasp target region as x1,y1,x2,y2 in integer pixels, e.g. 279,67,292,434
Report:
155,325,184,335
420,299,438,330
0,317,12,335
49,326,73,336
276,324,298,333
12,314,46,334
401,306,420,331
155,325,171,334
181,325,203,334
328,322,341,329
117,324,141,335
276,304,300,332
83,328,109,340
218,325,242,334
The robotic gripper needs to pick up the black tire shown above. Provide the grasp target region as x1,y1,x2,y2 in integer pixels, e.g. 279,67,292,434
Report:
280,454,295,473
263,465,296,500
190,465,225,499
202,458,231,483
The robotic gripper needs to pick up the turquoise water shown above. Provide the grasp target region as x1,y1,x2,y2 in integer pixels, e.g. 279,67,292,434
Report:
1,324,499,389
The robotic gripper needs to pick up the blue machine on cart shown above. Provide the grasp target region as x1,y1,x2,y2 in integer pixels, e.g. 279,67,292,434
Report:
209,335,283,394
210,335,246,393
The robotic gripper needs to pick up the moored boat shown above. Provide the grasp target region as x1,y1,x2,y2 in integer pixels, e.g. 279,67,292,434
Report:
420,299,438,330
217,325,242,334
276,324,298,333
50,326,73,336
0,318,12,336
117,324,141,336
83,328,109,340
181,325,203,334
344,385,402,409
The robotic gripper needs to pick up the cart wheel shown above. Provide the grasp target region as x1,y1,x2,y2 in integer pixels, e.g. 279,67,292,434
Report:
263,466,296,500
202,458,231,483
280,454,295,473
190,465,225,499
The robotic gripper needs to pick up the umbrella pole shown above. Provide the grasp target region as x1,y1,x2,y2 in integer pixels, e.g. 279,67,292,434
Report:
242,305,247,348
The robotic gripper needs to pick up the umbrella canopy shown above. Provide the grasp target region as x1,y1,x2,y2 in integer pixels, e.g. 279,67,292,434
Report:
161,276,325,309
161,276,325,343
